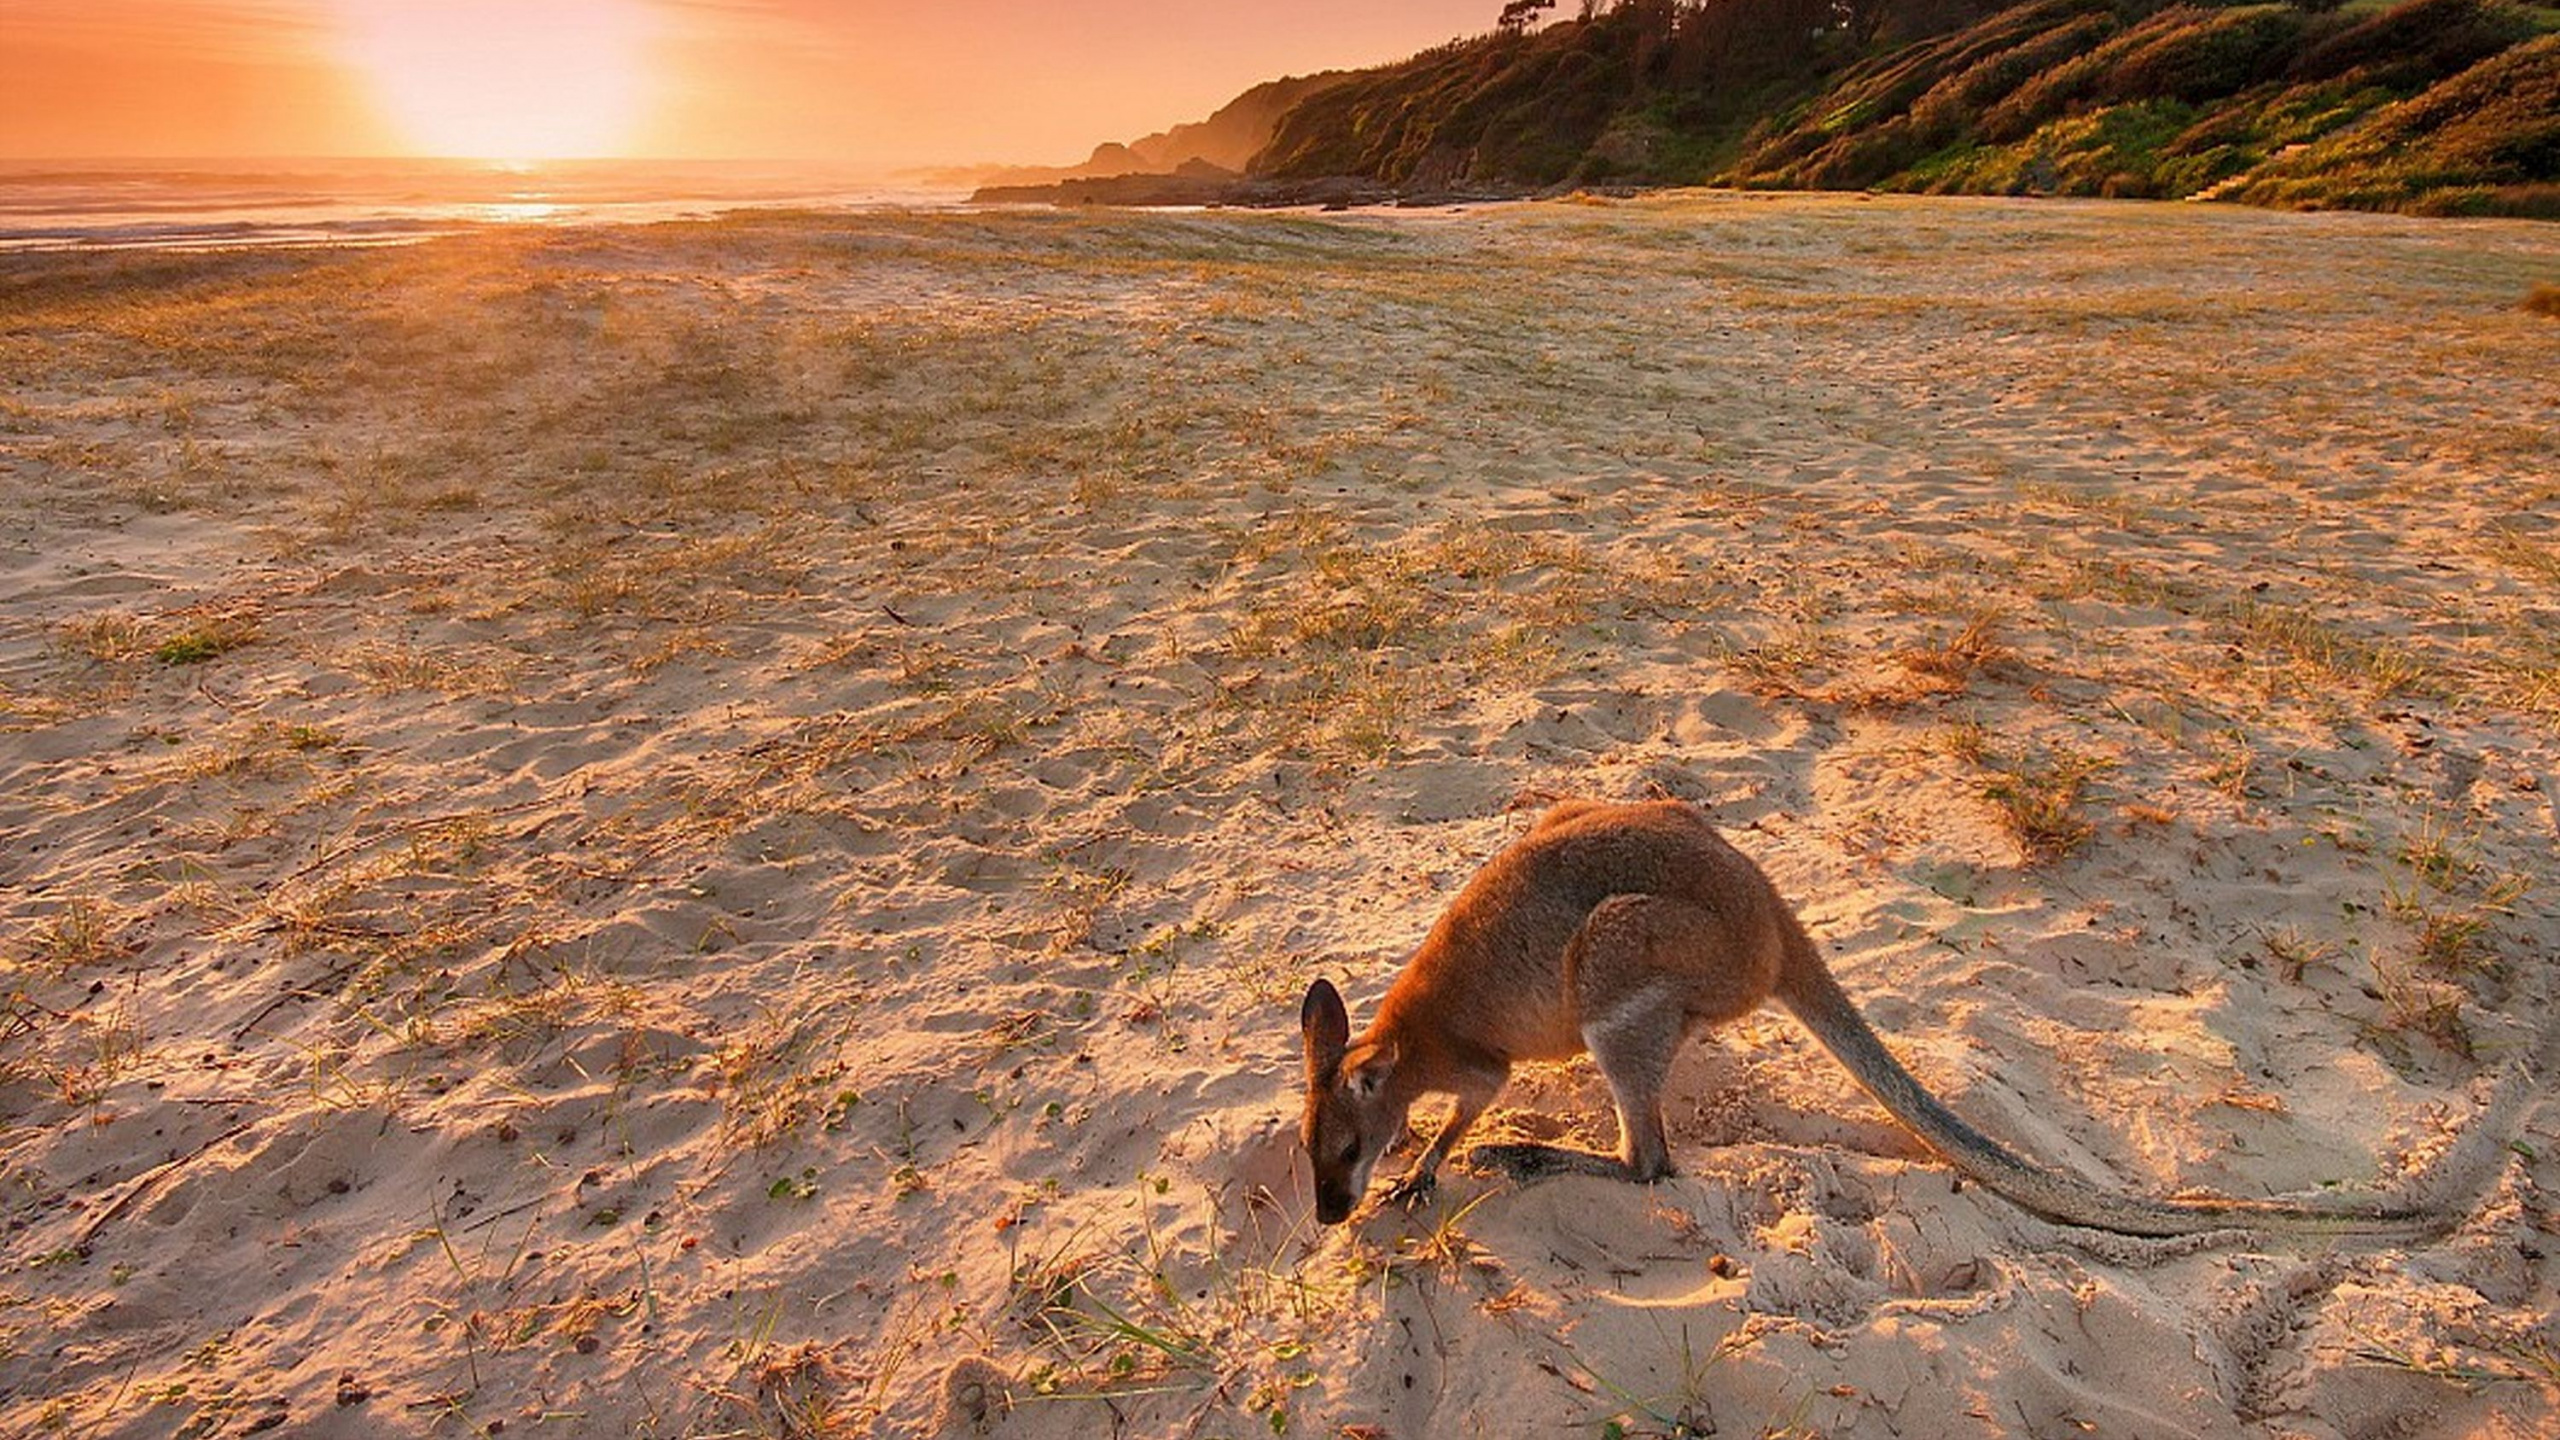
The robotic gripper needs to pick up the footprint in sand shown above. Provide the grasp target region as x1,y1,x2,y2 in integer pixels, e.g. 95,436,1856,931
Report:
1357,757,1513,823
1739,1160,2005,1326
1029,747,1122,793
1526,688,1671,750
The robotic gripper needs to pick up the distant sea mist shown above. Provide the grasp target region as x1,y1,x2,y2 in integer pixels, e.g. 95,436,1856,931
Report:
0,157,963,253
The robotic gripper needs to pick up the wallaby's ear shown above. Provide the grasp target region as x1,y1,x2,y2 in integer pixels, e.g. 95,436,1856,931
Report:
1300,979,1349,1075
1344,1041,1398,1099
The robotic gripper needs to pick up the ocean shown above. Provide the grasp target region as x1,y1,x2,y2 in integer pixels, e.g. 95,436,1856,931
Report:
0,158,964,253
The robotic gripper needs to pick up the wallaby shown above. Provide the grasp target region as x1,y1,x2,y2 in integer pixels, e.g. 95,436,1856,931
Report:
1298,798,2434,1238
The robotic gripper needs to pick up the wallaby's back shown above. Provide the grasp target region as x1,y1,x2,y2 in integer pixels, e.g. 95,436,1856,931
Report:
1371,800,1791,1070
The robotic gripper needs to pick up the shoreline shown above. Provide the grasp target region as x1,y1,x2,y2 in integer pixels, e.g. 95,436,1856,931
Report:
0,158,970,255
964,169,1550,209
961,167,2560,219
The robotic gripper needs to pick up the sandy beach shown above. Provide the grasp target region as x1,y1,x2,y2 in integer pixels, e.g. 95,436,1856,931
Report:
4,191,2557,1438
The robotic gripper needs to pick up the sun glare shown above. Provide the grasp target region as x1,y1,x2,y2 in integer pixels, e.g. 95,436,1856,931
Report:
334,0,654,160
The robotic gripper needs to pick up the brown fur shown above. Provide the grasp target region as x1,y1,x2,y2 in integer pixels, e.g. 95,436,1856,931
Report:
1299,799,2434,1238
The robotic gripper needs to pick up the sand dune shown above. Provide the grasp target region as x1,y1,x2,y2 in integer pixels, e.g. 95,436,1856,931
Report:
3,192,2557,1437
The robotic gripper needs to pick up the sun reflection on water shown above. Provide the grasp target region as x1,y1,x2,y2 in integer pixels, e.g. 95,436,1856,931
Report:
475,201,566,224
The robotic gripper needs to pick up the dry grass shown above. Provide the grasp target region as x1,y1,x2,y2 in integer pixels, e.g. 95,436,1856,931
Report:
2,197,2554,1439
1954,730,2112,862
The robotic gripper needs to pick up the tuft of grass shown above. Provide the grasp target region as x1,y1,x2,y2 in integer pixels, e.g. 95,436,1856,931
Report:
727,1341,860,1438
1007,1171,1332,1423
153,615,259,665
2222,597,2437,703
1213,519,1613,765
1321,660,1423,764
2261,924,2337,984
713,1008,855,1152
2523,283,2560,318
2481,523,2560,587
2385,812,2531,974
57,612,153,663
2203,728,2256,800
1724,621,1842,702
1389,1189,1498,1283
24,897,133,974
2407,904,2503,974
1816,610,2021,711
344,639,515,694
1897,611,2011,688
166,717,350,783
1560,1320,1759,1440
1970,737,2110,862
50,991,148,1108
2395,813,2479,894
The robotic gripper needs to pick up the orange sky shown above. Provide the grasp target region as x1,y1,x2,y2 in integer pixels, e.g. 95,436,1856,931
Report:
0,0,1503,166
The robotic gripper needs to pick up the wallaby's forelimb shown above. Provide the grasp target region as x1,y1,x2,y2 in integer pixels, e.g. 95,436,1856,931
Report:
1391,1070,1503,1204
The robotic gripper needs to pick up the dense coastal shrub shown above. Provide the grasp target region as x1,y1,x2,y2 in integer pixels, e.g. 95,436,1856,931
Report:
2288,0,2537,86
2096,6,2306,104
1242,0,2560,212
2226,34,2560,213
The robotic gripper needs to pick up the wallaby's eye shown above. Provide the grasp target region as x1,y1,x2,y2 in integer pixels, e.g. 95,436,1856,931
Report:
1338,1142,1360,1168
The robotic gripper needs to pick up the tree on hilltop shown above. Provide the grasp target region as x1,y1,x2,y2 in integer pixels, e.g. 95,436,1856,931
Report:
1498,0,1559,36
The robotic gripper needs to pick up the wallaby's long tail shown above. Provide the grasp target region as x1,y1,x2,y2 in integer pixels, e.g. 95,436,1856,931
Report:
1773,936,2437,1240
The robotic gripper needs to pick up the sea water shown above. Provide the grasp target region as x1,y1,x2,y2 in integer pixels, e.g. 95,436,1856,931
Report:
0,157,961,253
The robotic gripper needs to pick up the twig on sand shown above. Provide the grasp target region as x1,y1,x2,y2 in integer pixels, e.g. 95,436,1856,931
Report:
195,678,248,715
74,1117,258,1251
456,1194,547,1236
277,785,587,890
231,954,372,1040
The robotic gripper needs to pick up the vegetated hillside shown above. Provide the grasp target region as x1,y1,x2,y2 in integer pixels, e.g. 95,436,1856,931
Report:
1247,0,2560,215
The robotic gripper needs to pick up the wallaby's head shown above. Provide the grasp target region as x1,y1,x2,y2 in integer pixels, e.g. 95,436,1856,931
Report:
1299,978,1401,1225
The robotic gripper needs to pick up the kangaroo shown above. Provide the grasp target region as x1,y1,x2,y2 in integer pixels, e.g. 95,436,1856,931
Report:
1298,798,2434,1238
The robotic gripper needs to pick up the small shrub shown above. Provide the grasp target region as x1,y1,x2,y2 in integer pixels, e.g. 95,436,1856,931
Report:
154,617,257,665
2287,0,2531,88
2524,283,2560,317
2100,6,2306,106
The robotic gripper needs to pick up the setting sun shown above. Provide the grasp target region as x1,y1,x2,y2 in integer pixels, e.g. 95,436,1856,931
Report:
333,0,654,160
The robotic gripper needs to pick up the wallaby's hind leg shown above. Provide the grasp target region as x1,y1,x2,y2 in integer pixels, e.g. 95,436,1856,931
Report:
1470,894,1772,1185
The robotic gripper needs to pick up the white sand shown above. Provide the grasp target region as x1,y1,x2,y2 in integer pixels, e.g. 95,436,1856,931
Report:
3,193,2557,1437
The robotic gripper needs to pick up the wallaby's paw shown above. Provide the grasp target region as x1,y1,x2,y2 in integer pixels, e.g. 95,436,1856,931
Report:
1385,1170,1438,1208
